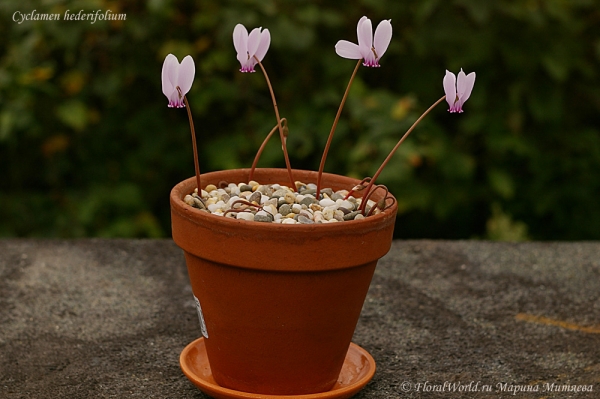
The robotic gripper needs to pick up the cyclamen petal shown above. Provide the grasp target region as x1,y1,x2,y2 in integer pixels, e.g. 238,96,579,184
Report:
161,54,177,99
178,56,196,96
233,24,271,73
373,20,392,59
456,69,476,110
161,53,195,108
335,40,362,59
233,24,248,56
254,29,271,62
336,16,392,67
443,70,457,112
357,17,373,52
247,28,262,58
444,69,475,113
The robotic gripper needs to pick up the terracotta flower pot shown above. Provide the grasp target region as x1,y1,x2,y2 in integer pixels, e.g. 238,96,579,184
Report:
171,168,396,396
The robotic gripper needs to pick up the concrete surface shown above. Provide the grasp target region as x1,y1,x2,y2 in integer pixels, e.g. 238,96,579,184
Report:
0,239,599,398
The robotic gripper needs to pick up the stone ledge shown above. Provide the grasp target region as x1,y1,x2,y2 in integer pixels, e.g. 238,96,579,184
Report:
0,239,598,398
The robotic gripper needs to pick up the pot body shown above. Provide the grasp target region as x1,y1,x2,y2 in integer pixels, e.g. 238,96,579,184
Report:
171,168,396,395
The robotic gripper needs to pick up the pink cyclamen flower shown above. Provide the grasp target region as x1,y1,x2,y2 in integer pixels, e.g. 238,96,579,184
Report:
233,24,271,73
443,69,476,113
162,54,195,108
335,16,392,67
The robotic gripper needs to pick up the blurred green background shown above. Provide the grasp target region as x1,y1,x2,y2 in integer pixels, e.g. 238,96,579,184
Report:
1,0,599,240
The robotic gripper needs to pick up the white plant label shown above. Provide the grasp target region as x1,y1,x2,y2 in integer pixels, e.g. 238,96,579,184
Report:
193,295,208,338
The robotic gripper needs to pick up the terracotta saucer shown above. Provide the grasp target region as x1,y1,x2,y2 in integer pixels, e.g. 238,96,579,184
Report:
180,338,376,399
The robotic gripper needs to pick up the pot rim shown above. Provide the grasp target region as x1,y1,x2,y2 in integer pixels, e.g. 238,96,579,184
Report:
170,168,397,272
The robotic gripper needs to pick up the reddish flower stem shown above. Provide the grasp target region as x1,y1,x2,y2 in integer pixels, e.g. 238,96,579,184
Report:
249,118,287,182
359,95,447,213
183,95,202,193
254,57,295,189
316,60,362,198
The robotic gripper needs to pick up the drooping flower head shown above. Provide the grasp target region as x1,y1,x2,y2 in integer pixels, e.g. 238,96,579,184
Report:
443,69,476,113
335,16,392,67
233,24,271,73
161,54,195,108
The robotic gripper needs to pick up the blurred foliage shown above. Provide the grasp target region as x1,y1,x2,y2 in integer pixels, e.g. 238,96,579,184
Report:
1,0,600,240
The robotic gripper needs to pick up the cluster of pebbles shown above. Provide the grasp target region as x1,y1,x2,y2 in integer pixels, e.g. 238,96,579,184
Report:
183,181,380,224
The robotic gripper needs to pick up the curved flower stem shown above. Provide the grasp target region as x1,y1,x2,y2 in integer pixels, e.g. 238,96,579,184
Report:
316,60,362,199
254,57,295,189
223,199,263,217
363,184,389,217
343,177,371,200
359,95,446,213
249,118,287,182
183,94,202,194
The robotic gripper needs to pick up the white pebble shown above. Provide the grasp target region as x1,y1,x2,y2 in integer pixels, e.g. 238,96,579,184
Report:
281,218,296,224
227,196,240,207
236,212,255,221
264,204,278,215
319,198,336,207
313,211,324,223
184,195,195,206
339,200,354,210
295,194,305,203
299,209,313,220
207,204,220,213
292,204,302,213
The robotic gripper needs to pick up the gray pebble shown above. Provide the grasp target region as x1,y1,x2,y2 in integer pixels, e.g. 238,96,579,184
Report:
239,184,253,192
272,189,288,198
257,185,273,196
320,188,334,197
254,214,272,223
343,211,360,221
248,191,262,204
300,197,318,206
331,193,344,201
338,207,351,215
193,198,206,209
279,204,292,216
301,188,317,196
298,215,314,224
